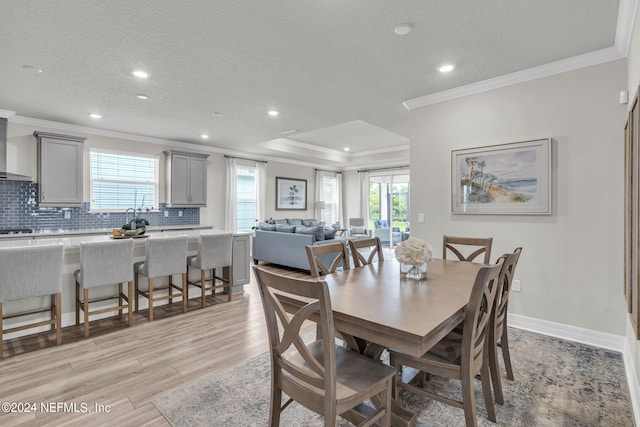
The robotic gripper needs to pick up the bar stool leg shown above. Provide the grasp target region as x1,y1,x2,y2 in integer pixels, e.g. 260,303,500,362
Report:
55,293,62,345
75,280,81,325
134,273,139,313
228,266,233,302
127,281,133,328
169,275,174,304
83,288,90,338
1,302,4,360
182,273,187,313
201,269,206,308
148,278,154,321
118,283,123,316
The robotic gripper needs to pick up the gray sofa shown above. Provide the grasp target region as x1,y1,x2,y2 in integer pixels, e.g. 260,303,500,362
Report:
253,230,339,271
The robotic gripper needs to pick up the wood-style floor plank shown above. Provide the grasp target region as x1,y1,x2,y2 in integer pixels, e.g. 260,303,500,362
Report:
0,263,310,426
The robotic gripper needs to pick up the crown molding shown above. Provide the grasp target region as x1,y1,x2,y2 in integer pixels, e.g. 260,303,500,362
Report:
403,47,625,110
616,0,639,55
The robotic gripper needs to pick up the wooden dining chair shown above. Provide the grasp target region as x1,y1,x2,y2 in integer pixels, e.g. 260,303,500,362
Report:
305,241,350,277
253,266,395,427
348,236,384,267
443,235,493,264
389,258,504,427
488,247,523,405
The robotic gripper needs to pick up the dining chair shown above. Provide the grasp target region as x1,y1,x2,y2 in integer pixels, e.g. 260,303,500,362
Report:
305,241,350,277
253,265,395,427
488,247,523,405
389,257,504,427
443,235,493,264
187,232,233,308
75,239,135,337
0,244,64,359
348,236,384,267
134,235,189,321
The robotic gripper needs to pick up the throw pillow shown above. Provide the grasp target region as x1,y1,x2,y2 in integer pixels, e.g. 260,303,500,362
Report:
275,224,296,233
274,219,289,224
258,222,276,231
287,218,303,226
323,229,337,240
302,219,319,227
295,225,324,241
351,225,366,234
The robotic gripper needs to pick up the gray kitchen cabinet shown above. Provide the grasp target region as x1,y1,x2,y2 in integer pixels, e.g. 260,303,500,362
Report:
164,150,208,206
33,131,86,206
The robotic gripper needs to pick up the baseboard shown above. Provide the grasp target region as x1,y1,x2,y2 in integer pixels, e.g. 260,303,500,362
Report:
509,313,639,425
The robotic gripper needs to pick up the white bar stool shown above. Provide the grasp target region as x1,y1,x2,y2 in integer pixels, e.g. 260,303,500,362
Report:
187,232,233,308
0,244,64,359
134,235,189,321
74,239,134,337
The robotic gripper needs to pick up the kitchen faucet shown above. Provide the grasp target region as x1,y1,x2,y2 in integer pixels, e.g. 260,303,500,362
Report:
125,208,136,227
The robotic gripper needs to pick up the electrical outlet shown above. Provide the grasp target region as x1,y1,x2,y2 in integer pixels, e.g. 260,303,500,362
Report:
178,210,183,217
63,211,71,219
164,210,169,217
512,279,521,292
418,213,425,223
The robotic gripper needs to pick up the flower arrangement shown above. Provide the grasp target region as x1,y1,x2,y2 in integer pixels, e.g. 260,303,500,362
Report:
395,237,433,280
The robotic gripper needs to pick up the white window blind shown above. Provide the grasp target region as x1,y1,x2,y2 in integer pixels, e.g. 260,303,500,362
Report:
90,151,159,210
236,166,257,231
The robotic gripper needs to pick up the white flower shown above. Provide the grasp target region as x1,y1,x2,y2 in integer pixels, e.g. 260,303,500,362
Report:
395,237,433,265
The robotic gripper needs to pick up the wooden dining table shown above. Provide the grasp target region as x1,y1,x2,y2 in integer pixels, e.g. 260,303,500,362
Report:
280,257,486,427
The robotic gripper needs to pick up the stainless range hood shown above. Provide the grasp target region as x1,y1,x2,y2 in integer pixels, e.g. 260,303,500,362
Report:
0,117,33,182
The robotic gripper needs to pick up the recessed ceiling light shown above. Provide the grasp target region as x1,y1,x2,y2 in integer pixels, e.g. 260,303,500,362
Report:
211,112,224,117
281,129,298,135
132,70,149,79
89,113,103,119
22,65,43,73
136,94,149,100
344,147,350,152
394,23,413,35
438,64,455,73
201,134,209,139
267,110,280,117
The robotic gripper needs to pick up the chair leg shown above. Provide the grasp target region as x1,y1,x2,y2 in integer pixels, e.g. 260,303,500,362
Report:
182,273,187,313
134,272,139,313
227,266,233,302
169,275,174,304
461,371,479,427
118,282,123,316
489,339,504,405
127,281,133,328
269,379,282,427
83,288,90,338
501,330,514,380
75,280,80,325
55,293,62,345
481,363,496,422
50,294,55,331
201,269,206,308
148,278,154,321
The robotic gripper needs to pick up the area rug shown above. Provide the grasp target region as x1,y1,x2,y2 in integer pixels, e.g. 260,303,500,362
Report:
153,328,634,426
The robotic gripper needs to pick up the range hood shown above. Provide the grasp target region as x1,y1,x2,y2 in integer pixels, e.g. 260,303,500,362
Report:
0,117,33,182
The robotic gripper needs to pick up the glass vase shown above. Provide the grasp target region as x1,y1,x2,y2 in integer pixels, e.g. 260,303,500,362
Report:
400,262,427,280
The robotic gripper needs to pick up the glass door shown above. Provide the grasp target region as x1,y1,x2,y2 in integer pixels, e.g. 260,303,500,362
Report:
367,172,409,248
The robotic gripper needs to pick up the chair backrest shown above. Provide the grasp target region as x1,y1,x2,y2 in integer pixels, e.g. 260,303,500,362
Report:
79,240,134,288
305,241,350,277
253,266,337,407
0,244,64,302
493,248,522,338
443,235,493,264
349,218,365,227
375,219,389,229
461,258,504,374
142,235,189,278
348,237,384,267
195,232,233,269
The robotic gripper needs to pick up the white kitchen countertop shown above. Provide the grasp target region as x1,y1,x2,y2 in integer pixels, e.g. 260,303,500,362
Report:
0,224,216,239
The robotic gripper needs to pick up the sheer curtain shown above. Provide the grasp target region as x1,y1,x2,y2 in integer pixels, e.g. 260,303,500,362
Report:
315,169,325,222
359,171,370,227
225,157,237,232
256,161,267,223
315,170,343,226
336,172,343,227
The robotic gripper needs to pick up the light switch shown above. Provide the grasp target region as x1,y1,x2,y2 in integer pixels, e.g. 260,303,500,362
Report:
64,211,71,219
164,210,169,217
418,213,425,223
178,210,183,217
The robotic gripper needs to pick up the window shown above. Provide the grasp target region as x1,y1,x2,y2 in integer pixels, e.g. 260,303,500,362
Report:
321,174,338,225
236,166,257,231
90,150,159,211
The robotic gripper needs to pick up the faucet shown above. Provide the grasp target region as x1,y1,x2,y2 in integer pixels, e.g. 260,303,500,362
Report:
125,208,136,227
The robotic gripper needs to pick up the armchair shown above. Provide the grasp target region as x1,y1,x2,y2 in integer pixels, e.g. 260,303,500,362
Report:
348,218,371,238
374,219,402,246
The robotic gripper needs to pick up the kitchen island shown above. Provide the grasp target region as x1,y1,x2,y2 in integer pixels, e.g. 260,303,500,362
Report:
0,228,251,339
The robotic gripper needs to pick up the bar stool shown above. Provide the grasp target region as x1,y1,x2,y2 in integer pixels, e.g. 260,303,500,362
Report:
74,239,134,337
0,244,64,359
187,232,233,308
135,235,189,321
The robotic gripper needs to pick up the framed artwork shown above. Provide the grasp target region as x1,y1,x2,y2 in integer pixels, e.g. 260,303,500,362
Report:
626,86,640,339
451,138,551,215
276,177,307,210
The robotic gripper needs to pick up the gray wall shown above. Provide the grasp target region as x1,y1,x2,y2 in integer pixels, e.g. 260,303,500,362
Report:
409,59,627,336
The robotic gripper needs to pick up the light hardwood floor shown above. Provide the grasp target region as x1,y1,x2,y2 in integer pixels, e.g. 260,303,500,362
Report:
0,264,312,427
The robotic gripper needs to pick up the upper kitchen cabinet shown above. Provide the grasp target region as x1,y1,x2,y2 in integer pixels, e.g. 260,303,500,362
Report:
33,131,86,206
164,150,209,207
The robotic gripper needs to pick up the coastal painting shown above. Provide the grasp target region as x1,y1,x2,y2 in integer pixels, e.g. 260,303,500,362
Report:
276,177,307,210
451,139,551,215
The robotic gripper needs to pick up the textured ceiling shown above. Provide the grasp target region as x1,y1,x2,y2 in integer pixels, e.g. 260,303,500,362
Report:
0,0,625,168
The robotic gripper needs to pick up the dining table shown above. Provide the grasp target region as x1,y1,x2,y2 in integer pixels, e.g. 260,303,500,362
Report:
279,257,487,427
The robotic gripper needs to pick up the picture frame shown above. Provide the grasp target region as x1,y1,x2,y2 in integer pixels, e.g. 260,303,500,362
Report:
451,138,551,215
276,177,307,210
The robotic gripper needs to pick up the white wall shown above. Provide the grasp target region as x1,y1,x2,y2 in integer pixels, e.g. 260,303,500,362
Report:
409,59,628,336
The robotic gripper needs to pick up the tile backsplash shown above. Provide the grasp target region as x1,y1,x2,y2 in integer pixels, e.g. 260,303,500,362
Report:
0,181,199,230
